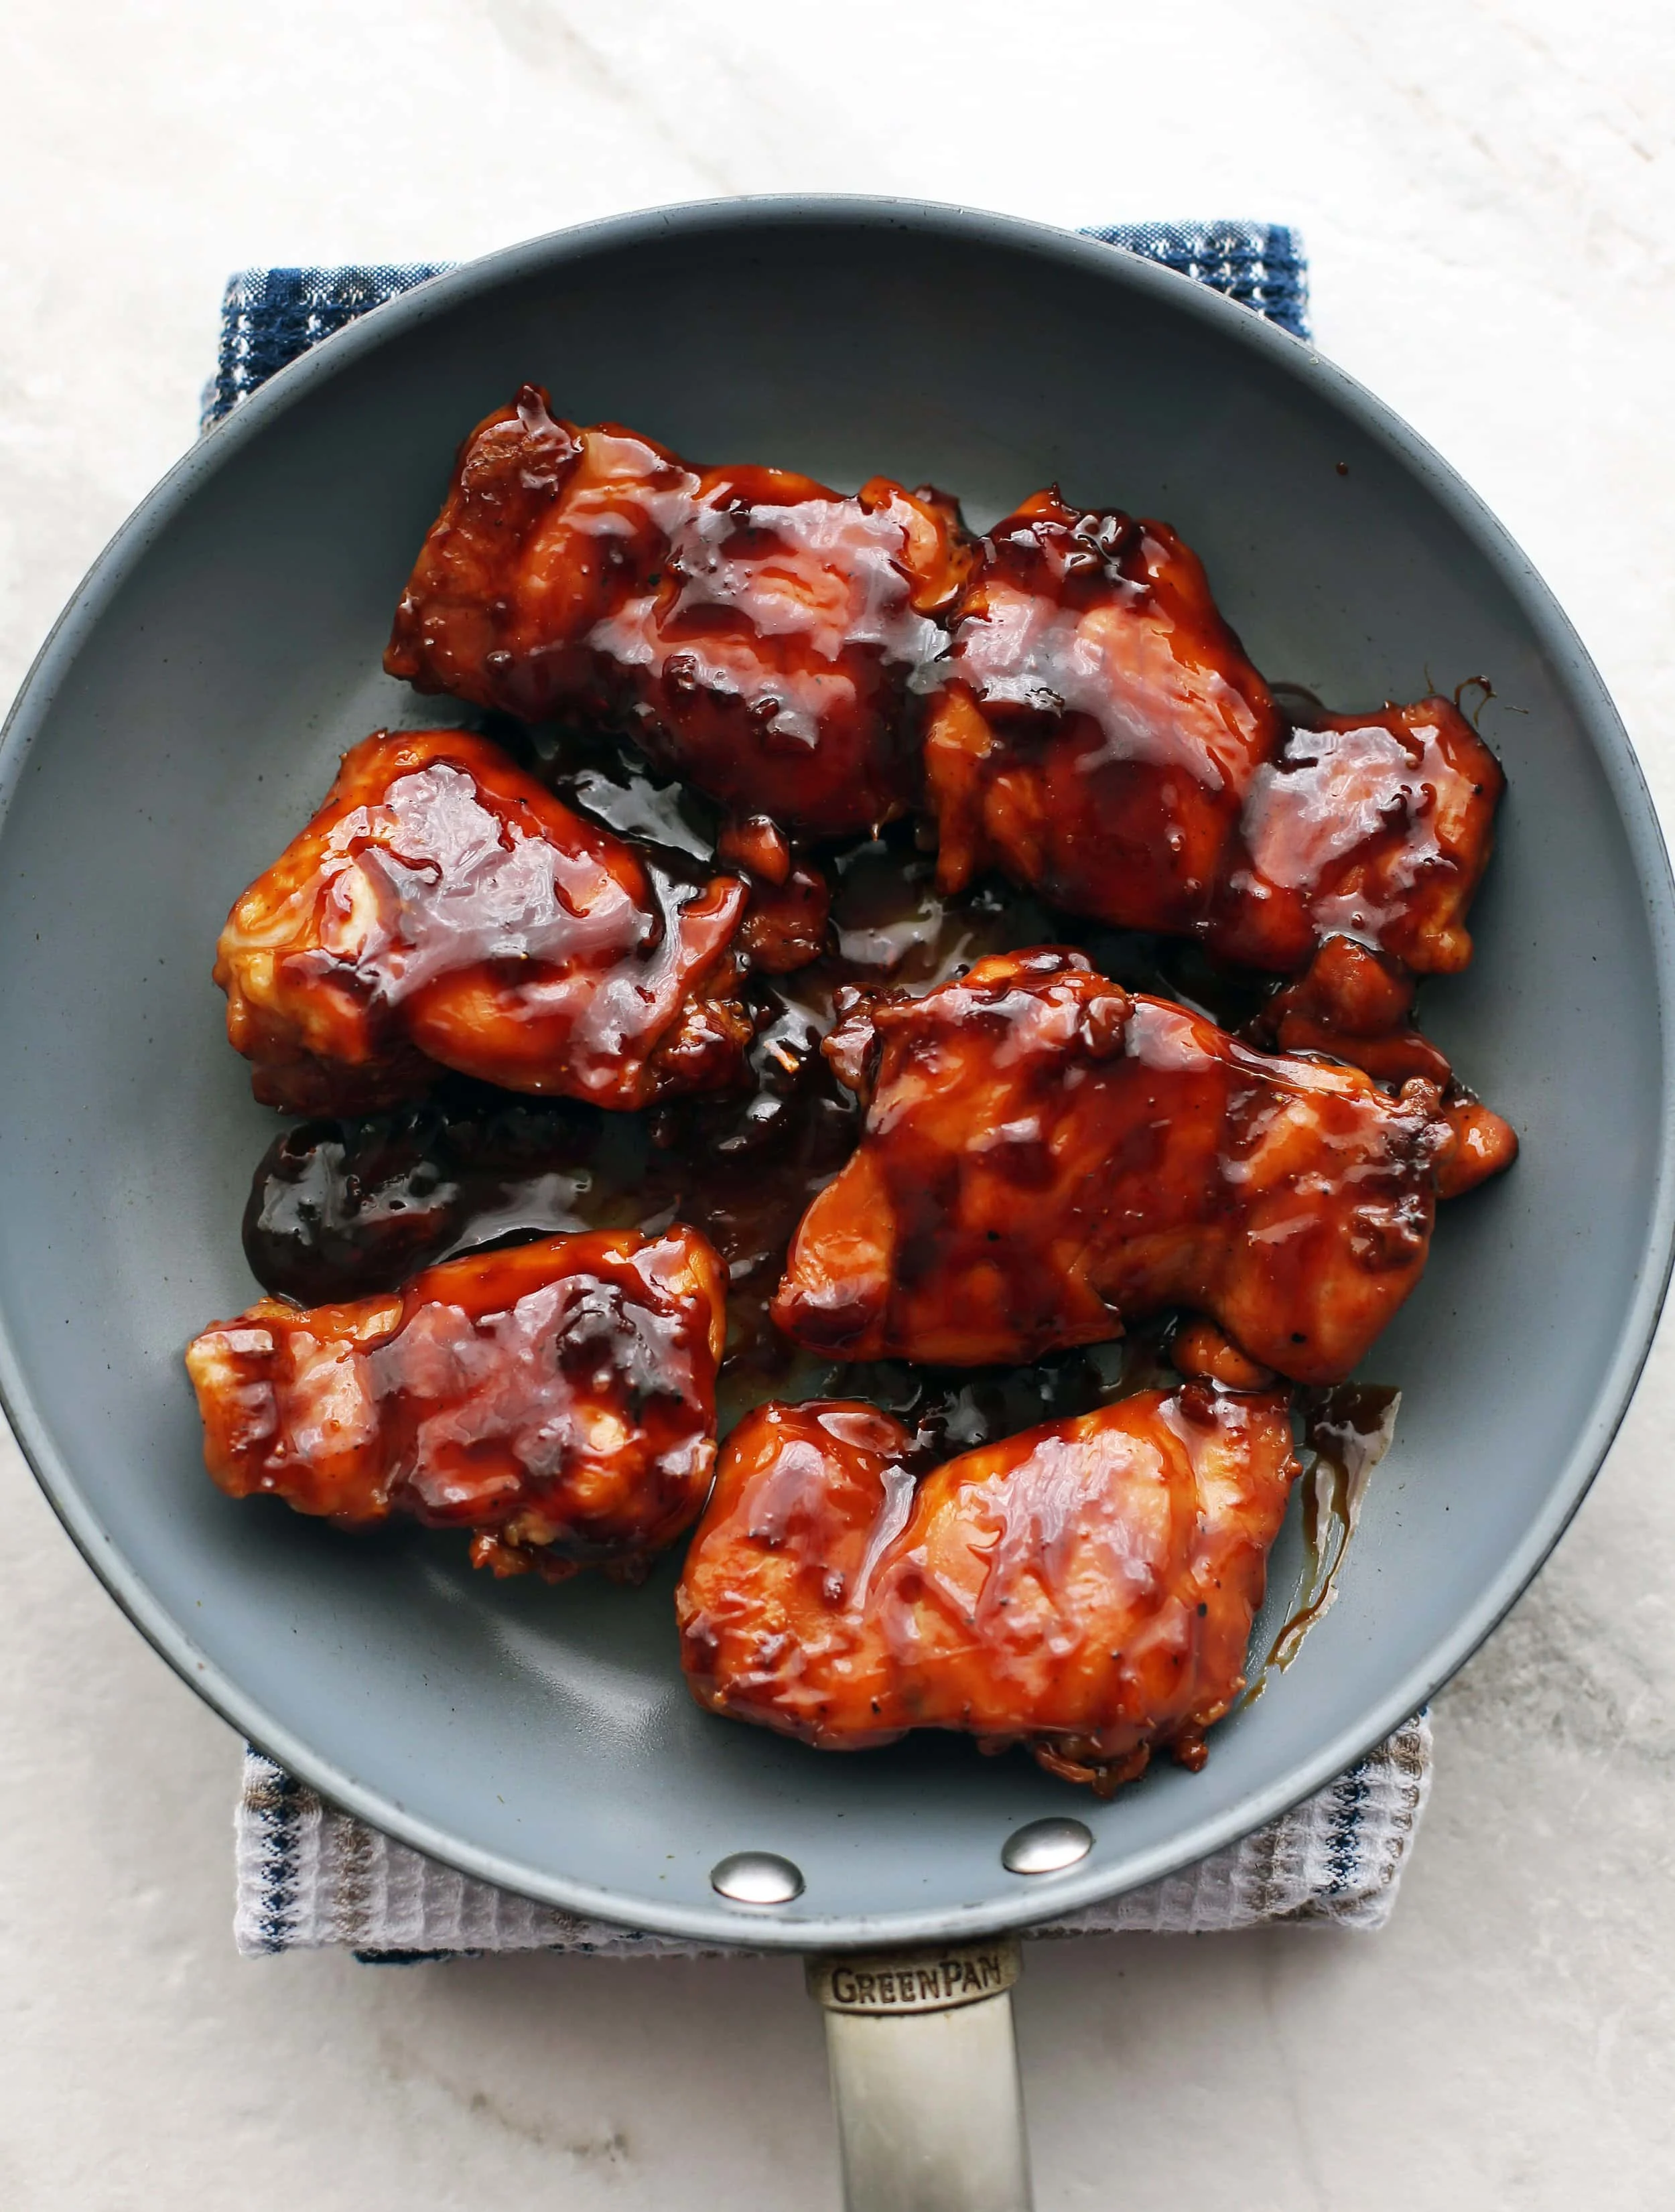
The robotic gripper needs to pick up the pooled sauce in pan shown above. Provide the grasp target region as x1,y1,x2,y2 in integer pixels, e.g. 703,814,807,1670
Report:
1247,1381,1402,1695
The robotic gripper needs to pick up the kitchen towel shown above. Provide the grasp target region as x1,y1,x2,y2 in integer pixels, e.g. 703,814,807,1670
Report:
214,222,1431,1959
237,1714,1430,1956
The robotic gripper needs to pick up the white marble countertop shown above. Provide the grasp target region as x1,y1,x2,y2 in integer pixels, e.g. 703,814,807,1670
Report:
3,2,1673,2203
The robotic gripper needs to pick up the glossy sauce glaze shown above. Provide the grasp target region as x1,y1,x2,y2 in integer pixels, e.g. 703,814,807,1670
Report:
385,388,974,835
215,728,752,1115
242,1084,653,1305
184,1227,726,1577
1207,698,1505,977
675,1384,1300,1793
1247,935,1518,1189
775,948,1453,1384
244,1069,1233,1444
241,991,850,1402
925,490,1281,931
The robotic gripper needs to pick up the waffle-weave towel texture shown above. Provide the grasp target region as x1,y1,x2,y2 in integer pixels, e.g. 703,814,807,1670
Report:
215,222,1428,1959
237,1715,1430,1957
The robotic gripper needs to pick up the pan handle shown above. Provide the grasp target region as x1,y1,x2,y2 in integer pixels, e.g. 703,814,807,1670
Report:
806,1937,1033,2211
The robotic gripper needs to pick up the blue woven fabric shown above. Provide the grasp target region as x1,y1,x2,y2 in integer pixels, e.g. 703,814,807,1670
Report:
200,222,1307,430
202,263,451,429
1082,221,1309,337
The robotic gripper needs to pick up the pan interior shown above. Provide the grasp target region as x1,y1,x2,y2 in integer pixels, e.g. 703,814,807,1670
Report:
0,204,1666,1946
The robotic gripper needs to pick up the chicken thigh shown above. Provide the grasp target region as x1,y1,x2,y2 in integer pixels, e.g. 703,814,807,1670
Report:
185,1227,726,1578
923,490,1281,931
677,1385,1298,1791
215,727,752,1115
773,948,1453,1384
385,387,973,836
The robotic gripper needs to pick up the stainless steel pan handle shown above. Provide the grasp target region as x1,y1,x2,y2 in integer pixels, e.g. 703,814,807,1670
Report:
807,1938,1032,2211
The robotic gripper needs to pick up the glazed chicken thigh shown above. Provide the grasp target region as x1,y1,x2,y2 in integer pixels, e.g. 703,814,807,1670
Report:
677,1385,1300,1791
386,387,974,836
924,489,1282,932
185,1227,726,1578
773,948,1453,1384
215,727,752,1115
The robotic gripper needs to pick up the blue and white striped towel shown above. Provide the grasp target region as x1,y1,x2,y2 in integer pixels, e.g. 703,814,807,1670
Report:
214,224,1430,1957
237,1716,1430,1957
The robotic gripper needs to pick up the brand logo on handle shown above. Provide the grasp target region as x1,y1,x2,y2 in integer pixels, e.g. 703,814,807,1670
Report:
807,1939,1022,2015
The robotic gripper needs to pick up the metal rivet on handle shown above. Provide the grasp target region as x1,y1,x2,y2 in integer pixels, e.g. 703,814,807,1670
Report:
710,1850,805,1905
1001,1816,1094,1875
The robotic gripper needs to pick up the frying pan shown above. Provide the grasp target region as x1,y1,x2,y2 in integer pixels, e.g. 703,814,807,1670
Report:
1,200,1670,2209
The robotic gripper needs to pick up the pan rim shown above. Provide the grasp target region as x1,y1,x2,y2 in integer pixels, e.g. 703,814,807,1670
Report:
3,192,1671,1950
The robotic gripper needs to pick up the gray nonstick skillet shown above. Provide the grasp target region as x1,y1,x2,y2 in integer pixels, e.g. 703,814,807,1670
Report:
1,200,1669,2209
